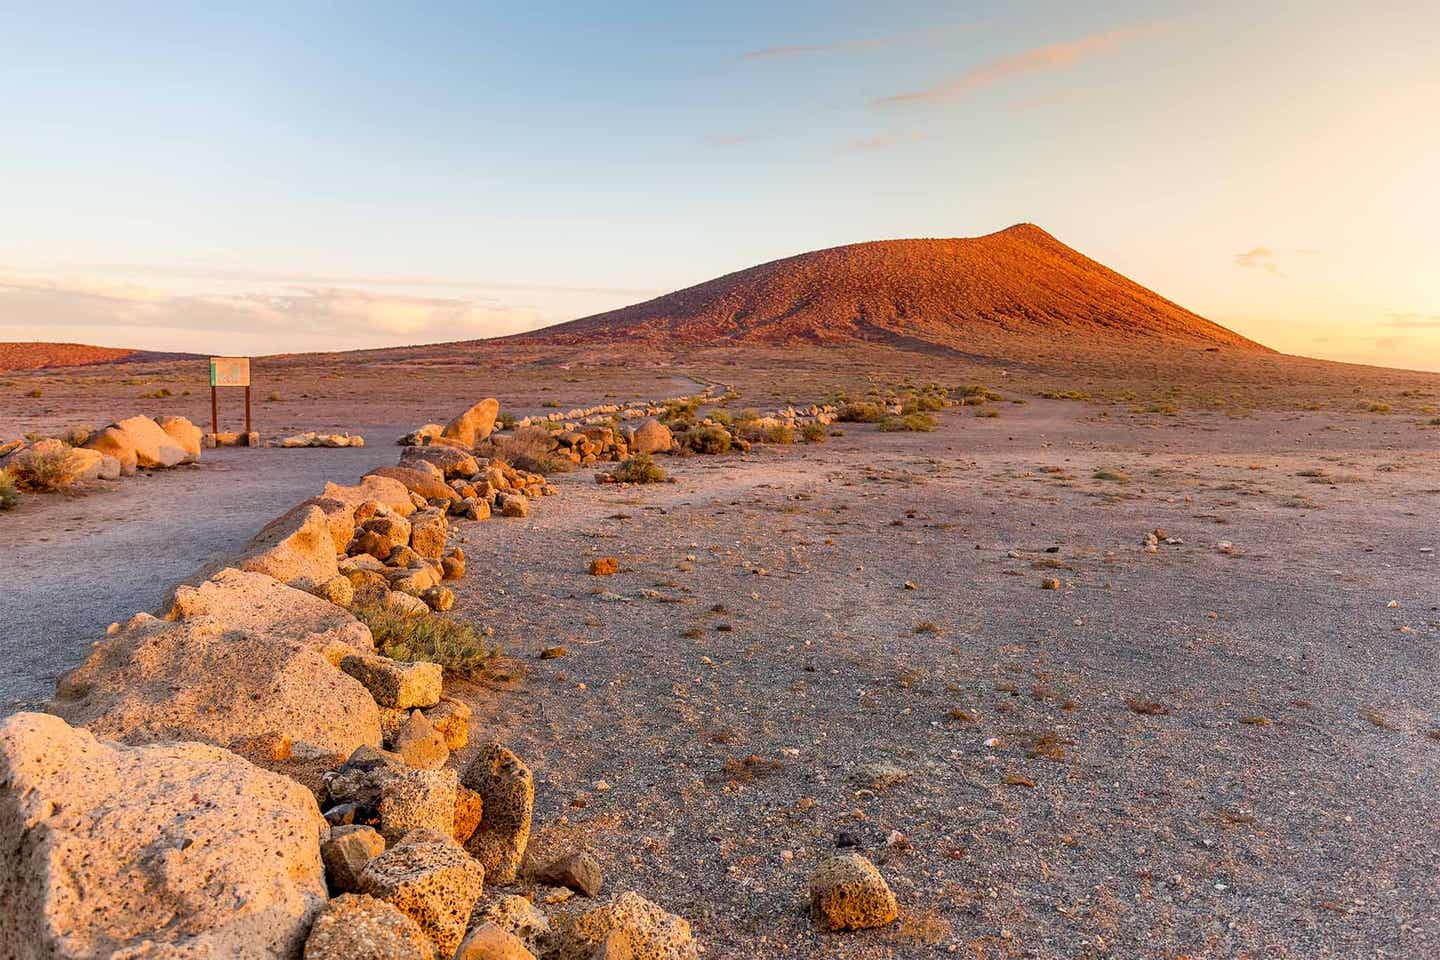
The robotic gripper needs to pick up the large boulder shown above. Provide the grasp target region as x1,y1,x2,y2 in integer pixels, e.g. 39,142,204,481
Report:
115,414,189,468
50,568,382,756
321,475,417,517
368,466,460,503
808,852,898,930
402,445,481,480
304,894,436,960
83,425,138,475
461,744,533,884
628,418,673,455
236,503,340,592
555,892,697,960
359,829,486,957
0,712,328,959
156,415,203,463
441,398,500,448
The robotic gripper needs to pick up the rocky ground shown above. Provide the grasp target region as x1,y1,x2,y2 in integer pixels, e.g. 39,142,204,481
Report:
444,401,1440,958
4,345,1440,957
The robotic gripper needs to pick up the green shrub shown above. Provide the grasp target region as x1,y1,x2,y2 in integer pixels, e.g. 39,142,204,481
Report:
662,397,702,426
761,422,795,444
611,453,666,484
0,469,20,510
800,422,827,442
1041,390,1091,401
879,413,937,432
15,444,75,492
1092,467,1130,482
685,423,732,454
838,402,885,423
140,387,173,399
498,412,518,429
708,408,734,427
350,602,497,679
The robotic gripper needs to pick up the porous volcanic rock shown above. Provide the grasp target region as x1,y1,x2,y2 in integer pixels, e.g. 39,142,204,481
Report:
303,893,436,960
555,892,697,960
235,503,341,592
0,712,328,959
441,398,501,448
156,414,203,462
359,829,485,956
115,414,190,467
49,568,382,756
83,425,138,475
461,744,534,884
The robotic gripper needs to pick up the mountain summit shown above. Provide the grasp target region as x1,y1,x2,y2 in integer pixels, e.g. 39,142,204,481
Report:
526,224,1268,351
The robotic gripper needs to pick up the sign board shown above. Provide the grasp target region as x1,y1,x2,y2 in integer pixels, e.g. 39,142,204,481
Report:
209,357,250,388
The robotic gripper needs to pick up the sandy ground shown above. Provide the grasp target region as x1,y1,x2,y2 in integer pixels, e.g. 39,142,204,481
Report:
4,348,1440,956
0,435,404,712
444,401,1439,958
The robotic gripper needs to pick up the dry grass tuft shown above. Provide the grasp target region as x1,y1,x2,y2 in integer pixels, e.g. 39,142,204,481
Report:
350,601,499,680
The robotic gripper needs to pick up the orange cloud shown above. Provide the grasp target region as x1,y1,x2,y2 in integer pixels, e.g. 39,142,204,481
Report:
874,23,1160,106
1233,247,1283,276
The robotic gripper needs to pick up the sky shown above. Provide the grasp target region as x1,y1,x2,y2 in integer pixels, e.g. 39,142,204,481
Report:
1,1,1438,369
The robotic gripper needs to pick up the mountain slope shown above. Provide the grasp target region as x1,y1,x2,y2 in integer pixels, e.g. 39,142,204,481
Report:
526,224,1269,351
0,343,199,372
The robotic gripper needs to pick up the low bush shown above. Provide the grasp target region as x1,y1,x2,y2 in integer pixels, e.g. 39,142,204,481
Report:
800,422,827,442
350,601,497,680
838,402,886,423
879,413,937,432
760,422,795,444
685,423,732,454
611,453,667,484
0,469,20,510
15,444,75,492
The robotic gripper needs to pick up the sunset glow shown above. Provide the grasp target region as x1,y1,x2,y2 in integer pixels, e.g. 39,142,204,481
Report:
2,1,1437,369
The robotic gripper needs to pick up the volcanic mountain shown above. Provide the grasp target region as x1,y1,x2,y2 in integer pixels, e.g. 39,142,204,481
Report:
526,224,1269,352
0,342,198,373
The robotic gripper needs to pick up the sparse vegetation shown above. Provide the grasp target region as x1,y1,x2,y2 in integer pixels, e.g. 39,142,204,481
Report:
1092,467,1130,482
24,388,42,398
610,453,667,484
0,469,20,510
13,444,75,492
800,422,827,442
350,601,498,680
139,387,172,399
683,423,732,454
879,413,937,432
838,401,886,423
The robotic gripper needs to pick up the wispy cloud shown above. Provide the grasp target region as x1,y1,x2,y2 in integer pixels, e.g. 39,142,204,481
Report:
838,129,927,154
1233,247,1283,276
20,263,660,299
1385,311,1440,329
0,274,550,344
873,23,1160,107
704,132,765,148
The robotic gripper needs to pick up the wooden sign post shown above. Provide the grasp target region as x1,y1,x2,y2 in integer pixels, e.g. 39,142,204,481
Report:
208,357,252,437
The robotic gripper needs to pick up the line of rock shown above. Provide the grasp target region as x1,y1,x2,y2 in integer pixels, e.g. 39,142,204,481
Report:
0,395,698,960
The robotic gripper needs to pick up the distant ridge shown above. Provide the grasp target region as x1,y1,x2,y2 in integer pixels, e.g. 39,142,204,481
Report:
523,224,1270,352
0,342,199,372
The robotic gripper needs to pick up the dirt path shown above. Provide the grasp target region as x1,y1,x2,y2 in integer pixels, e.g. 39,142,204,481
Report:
0,434,406,712
447,404,1440,958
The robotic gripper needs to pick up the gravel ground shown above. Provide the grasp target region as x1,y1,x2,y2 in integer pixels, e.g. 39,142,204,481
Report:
0,434,405,712
445,401,1440,958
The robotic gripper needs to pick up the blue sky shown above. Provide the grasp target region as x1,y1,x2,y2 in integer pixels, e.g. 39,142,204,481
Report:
2,1,1438,368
